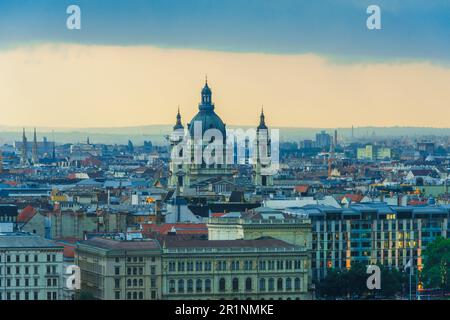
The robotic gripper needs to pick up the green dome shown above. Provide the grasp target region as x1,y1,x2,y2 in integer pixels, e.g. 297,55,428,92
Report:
188,81,226,139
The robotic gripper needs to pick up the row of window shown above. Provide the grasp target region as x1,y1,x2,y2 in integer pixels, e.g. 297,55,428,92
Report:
114,290,157,300
0,291,58,301
0,277,59,287
119,256,157,263
0,265,40,276
168,277,302,294
168,260,303,273
0,254,57,263
113,266,157,276
114,277,157,289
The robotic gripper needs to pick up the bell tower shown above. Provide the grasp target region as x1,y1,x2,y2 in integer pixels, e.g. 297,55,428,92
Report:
254,108,273,187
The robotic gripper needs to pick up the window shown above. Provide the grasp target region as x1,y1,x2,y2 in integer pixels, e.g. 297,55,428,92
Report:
217,261,227,271
178,279,185,293
219,278,226,292
277,278,283,291
232,278,239,292
115,279,120,289
196,279,202,292
115,257,120,263
151,266,156,275
139,279,143,287
127,292,131,300
133,292,137,300
133,279,137,287
205,279,211,292
268,278,274,291
196,261,203,272
169,280,175,293
127,279,131,287
169,262,175,272
204,261,212,271
115,291,120,299
259,278,266,291
286,278,292,290
245,278,252,291
294,278,301,291
187,279,193,293
138,292,143,299
115,267,120,275
187,262,194,272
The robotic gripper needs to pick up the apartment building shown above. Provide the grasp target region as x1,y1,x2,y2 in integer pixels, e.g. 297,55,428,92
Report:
76,236,311,300
302,203,449,280
161,238,311,300
75,237,162,300
0,233,64,300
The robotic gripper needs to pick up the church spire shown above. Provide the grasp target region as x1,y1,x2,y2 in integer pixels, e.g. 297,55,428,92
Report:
173,106,184,130
257,106,267,130
200,78,214,110
32,127,38,164
21,128,28,165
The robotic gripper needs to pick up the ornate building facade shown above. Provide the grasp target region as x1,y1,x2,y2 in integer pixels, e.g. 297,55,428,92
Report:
168,80,274,191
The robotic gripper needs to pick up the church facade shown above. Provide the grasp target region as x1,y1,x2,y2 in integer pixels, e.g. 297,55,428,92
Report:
168,80,274,191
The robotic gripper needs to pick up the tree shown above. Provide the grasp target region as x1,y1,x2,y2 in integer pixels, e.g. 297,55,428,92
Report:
318,261,408,299
378,265,407,298
76,290,95,300
422,237,450,291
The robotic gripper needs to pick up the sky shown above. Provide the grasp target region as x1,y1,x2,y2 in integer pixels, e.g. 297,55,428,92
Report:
0,0,449,128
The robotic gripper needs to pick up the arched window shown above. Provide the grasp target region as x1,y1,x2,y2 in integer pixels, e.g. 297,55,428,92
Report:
286,278,292,290
133,279,137,287
219,278,226,292
294,277,301,291
277,278,283,291
232,278,239,292
133,292,137,299
268,278,274,291
196,279,202,292
169,280,175,293
245,277,252,291
205,279,212,292
138,292,143,299
139,279,143,287
259,278,266,291
127,279,131,287
178,279,185,293
127,292,131,300
187,279,193,293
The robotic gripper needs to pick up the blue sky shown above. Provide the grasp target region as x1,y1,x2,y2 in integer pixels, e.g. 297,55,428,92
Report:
1,0,449,63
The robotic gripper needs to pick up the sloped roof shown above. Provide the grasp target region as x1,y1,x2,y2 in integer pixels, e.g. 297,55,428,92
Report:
17,205,37,223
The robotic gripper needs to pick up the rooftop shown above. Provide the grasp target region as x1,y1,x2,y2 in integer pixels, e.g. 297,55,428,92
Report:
0,233,63,249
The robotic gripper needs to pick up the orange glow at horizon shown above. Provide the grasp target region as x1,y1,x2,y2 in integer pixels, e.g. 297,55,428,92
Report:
0,44,449,128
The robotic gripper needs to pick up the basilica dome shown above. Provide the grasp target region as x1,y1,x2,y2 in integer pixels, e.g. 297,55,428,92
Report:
188,81,226,139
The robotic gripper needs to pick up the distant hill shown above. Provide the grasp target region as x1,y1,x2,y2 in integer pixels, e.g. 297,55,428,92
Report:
0,125,449,145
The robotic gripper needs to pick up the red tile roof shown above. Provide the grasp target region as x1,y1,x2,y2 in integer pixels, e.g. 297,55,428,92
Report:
342,194,364,203
295,185,309,193
17,205,37,223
